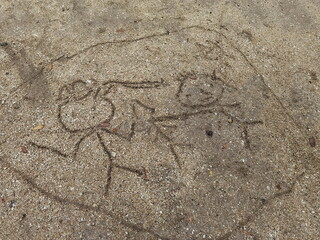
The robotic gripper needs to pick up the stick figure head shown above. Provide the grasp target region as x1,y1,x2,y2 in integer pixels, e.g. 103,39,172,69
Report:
58,80,115,132
177,72,224,108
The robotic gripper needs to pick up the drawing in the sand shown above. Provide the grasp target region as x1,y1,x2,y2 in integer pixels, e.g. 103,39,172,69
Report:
27,70,263,199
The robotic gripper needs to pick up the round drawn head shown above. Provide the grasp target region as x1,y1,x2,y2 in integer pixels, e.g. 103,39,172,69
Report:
177,72,224,108
58,80,115,132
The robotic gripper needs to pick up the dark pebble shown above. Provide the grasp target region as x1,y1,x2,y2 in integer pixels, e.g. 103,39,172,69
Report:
0,42,8,46
205,130,213,137
309,136,316,147
13,102,21,109
9,200,15,208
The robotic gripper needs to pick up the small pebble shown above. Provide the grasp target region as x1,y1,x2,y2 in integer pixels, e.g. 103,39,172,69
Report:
100,121,110,128
205,130,213,137
21,146,28,153
309,136,316,147
9,200,15,209
0,42,8,46
13,102,20,109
